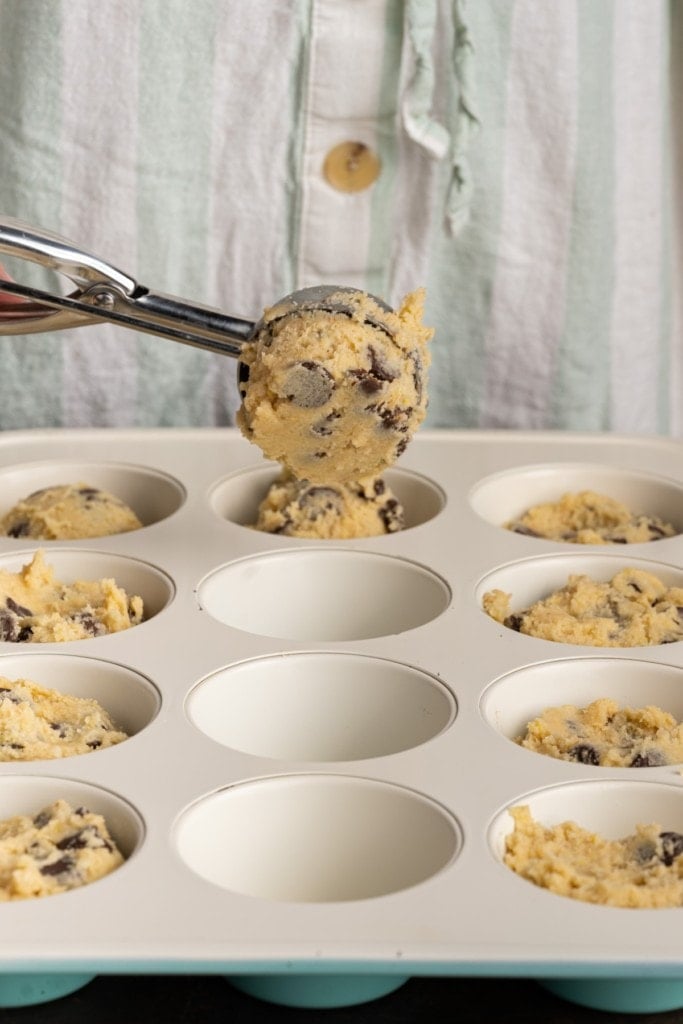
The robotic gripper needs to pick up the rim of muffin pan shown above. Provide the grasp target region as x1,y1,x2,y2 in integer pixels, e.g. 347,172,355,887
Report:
480,656,683,767
476,552,683,646
469,462,683,542
173,773,461,902
0,549,175,640
0,460,186,537
0,652,160,757
196,548,451,642
208,463,446,534
186,652,456,762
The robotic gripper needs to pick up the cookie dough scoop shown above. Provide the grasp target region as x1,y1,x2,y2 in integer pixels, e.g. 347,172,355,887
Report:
0,218,432,480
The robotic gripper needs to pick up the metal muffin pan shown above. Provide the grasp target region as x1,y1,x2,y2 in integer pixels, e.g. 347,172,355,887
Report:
1,427,683,1014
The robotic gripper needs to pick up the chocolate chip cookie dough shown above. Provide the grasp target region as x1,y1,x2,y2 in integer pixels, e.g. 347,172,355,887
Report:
0,798,124,901
253,469,404,539
483,568,683,647
0,676,128,760
237,288,432,484
0,550,143,643
504,804,683,908
518,698,683,767
506,490,676,544
1,483,142,540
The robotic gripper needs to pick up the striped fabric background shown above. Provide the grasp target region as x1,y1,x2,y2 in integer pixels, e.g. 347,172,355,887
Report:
0,0,678,436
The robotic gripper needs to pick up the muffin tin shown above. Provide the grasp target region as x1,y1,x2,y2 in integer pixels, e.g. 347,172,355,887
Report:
2,427,683,1014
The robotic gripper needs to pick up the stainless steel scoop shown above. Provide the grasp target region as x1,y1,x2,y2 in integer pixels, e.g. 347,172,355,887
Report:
0,219,395,383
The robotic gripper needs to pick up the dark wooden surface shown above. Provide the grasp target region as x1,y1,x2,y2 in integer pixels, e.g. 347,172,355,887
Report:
6,975,683,1024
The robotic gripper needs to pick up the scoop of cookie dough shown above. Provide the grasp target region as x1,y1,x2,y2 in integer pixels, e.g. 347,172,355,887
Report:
0,798,124,901
506,490,676,544
253,469,404,539
237,288,432,483
1,483,142,540
0,549,143,643
518,698,683,767
0,676,128,760
504,804,683,908
483,568,683,647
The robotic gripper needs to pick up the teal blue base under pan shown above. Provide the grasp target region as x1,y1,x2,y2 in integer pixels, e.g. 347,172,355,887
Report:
226,972,409,1008
540,978,683,1014
0,972,95,1008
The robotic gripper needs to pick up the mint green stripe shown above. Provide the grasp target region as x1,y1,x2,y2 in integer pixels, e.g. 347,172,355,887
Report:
549,0,615,430
366,0,404,299
423,0,515,427
135,0,218,427
657,1,673,434
0,1,64,428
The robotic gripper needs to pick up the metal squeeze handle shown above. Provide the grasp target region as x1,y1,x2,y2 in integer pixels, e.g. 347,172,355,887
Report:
0,218,254,357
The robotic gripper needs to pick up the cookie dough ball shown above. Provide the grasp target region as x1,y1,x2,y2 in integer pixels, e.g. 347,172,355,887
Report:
518,698,683,767
237,288,432,483
504,804,683,908
1,483,142,540
483,568,683,647
0,676,128,760
506,490,676,544
253,469,404,539
0,549,143,643
0,798,124,901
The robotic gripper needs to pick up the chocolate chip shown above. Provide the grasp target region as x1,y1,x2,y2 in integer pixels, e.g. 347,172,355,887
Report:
6,520,30,538
33,809,53,829
56,831,89,851
511,525,540,537
311,411,341,437
379,498,404,533
40,855,76,878
6,596,33,617
659,831,683,866
504,614,523,632
630,750,666,767
283,361,335,408
298,486,344,519
0,609,21,641
569,744,600,766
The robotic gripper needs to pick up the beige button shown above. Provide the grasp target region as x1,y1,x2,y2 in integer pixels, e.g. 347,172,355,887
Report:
323,141,381,193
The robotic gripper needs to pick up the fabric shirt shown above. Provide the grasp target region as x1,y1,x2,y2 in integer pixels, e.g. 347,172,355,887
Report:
0,0,679,436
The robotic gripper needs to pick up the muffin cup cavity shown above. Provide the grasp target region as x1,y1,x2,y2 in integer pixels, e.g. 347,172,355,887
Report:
481,658,683,763
174,774,460,902
0,652,159,744
186,653,455,761
0,460,185,534
0,549,174,640
209,464,445,534
197,550,450,641
469,462,683,540
0,775,143,863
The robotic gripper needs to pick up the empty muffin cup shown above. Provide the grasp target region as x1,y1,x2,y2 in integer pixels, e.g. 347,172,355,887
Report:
174,774,460,901
186,652,455,761
197,550,450,641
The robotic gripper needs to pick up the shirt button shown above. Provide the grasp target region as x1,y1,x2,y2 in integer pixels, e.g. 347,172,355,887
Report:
323,141,381,193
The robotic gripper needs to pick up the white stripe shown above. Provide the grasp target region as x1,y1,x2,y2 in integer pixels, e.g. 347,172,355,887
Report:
206,2,300,421
59,1,140,427
670,0,683,438
610,1,665,434
297,0,388,290
478,0,578,429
